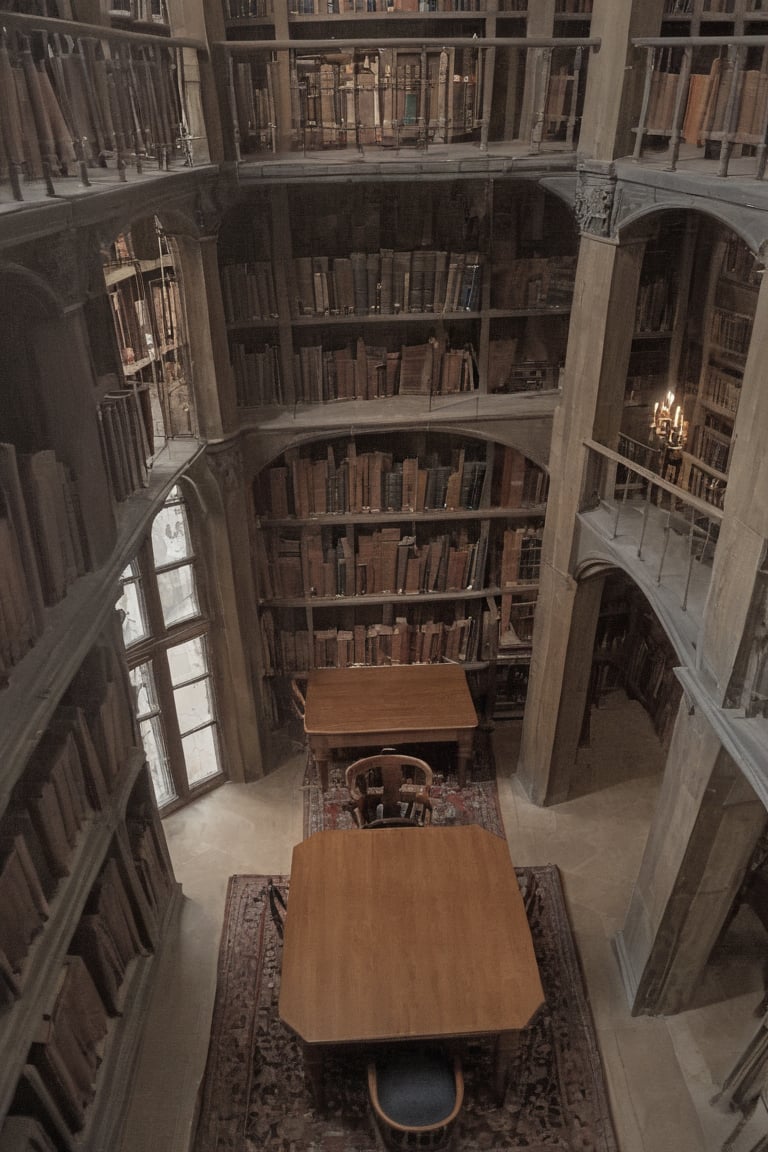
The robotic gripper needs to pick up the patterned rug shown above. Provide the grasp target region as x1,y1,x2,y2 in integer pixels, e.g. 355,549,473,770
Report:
192,869,618,1152
302,733,506,840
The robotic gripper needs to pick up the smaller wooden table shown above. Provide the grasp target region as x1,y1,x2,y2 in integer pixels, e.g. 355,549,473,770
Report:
303,664,478,790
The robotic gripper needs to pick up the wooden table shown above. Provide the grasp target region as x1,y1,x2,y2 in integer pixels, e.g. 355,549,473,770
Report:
303,664,478,789
279,825,544,1109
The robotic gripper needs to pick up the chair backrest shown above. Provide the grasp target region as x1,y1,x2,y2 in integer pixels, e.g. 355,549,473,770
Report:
368,1047,464,1151
346,754,433,827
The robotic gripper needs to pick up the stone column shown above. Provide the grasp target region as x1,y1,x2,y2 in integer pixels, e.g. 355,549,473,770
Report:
174,230,236,440
518,188,646,804
578,0,665,161
195,445,264,782
615,697,766,1015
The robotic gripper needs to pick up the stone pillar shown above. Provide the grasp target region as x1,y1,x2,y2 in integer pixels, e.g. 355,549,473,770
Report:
615,697,767,1015
518,198,646,805
578,0,665,161
700,268,768,707
174,231,236,440
195,445,264,782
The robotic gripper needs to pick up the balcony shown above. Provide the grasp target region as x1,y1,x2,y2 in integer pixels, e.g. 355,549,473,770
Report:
630,33,768,182
213,35,598,173
0,10,210,211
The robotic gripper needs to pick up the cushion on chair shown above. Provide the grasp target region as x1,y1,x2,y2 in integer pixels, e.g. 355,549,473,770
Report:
373,1049,458,1128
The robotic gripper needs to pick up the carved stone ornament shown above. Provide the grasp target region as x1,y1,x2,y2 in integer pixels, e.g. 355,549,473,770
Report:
207,441,243,494
574,166,617,238
19,231,85,307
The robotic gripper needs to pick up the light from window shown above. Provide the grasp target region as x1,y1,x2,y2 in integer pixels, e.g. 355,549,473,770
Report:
152,486,192,567
157,564,200,628
130,662,177,807
168,635,221,786
117,562,149,648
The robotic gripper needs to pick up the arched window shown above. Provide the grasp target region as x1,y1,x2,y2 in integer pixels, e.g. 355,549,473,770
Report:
117,485,224,811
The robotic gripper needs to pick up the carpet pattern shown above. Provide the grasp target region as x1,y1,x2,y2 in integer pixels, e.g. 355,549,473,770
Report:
302,733,506,840
192,869,618,1152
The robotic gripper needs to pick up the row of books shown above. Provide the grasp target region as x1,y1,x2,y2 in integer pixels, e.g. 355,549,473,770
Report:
647,59,768,148
684,460,727,508
265,447,490,519
722,236,761,286
2,29,181,187
702,366,741,414
289,0,483,11
689,423,731,475
0,444,92,684
263,443,545,519
554,0,592,10
231,60,274,154
261,609,498,674
98,387,151,504
499,526,543,589
636,274,676,333
0,643,138,1004
110,276,183,369
293,338,475,405
259,525,489,600
711,308,753,358
492,257,575,311
290,249,483,318
109,0,169,21
225,0,272,16
231,337,560,407
221,261,278,325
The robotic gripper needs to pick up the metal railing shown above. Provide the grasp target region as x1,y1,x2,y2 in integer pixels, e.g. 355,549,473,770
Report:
0,10,208,202
632,35,768,178
583,438,723,615
214,35,598,158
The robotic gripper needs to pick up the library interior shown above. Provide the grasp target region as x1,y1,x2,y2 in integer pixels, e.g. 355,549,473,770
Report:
3,0,768,1149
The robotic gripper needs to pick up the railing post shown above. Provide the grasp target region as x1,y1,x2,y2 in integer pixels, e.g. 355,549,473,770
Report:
530,46,552,154
666,45,692,172
633,45,656,162
565,46,582,149
718,44,745,178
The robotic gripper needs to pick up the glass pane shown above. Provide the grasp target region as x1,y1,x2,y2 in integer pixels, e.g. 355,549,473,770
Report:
140,716,177,807
117,576,149,648
167,636,207,686
152,497,192,567
181,723,221,787
173,677,215,735
157,564,199,627
130,662,160,719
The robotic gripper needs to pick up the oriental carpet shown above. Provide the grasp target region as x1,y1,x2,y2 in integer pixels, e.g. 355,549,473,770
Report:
302,732,506,839
192,868,618,1152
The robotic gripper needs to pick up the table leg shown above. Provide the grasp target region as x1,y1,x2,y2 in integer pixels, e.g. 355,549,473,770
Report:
456,733,473,789
316,754,330,791
303,1043,326,1111
493,1031,520,1106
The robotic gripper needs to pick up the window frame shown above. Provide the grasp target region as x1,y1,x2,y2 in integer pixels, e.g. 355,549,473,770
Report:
119,485,225,814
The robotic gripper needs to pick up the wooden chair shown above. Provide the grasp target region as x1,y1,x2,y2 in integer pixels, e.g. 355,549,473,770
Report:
368,1047,464,1151
290,676,307,722
345,754,433,828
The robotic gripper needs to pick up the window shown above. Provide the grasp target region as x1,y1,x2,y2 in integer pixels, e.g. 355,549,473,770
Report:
117,485,224,811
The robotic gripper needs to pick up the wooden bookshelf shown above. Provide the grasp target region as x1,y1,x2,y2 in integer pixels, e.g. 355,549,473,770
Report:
220,181,575,411
679,233,756,510
252,431,547,722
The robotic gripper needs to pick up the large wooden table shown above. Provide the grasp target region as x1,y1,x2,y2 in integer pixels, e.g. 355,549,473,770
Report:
303,664,478,789
279,825,544,1108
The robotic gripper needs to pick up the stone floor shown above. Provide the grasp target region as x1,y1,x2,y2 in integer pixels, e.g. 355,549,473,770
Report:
118,691,767,1152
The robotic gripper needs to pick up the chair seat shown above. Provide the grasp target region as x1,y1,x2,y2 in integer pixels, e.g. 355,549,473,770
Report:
374,1050,458,1127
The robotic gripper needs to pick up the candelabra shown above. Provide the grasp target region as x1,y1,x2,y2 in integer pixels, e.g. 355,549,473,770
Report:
650,390,687,449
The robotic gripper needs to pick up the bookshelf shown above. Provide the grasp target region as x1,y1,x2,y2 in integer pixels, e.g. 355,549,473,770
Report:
220,180,575,411
0,626,179,1151
220,0,594,157
679,232,757,509
0,228,188,1150
252,431,547,723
